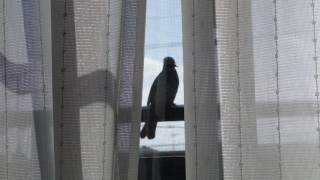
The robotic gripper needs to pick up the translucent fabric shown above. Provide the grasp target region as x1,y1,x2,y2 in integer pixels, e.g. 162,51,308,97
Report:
1,0,146,179
51,0,146,180
182,0,221,180
0,0,54,179
217,0,320,179
3,0,320,179
183,0,320,179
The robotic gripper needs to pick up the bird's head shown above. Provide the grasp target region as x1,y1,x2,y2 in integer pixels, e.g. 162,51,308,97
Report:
163,56,177,70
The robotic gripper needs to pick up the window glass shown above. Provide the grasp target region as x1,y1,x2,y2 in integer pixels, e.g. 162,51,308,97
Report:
140,0,184,154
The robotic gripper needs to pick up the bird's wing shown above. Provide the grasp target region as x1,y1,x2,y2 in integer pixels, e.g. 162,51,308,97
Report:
147,75,159,106
167,71,179,105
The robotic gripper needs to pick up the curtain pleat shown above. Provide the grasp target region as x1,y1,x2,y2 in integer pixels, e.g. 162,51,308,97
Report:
216,0,320,179
7,0,320,179
114,0,146,180
1,0,145,179
4,0,320,179
182,0,320,179
216,1,259,179
182,0,222,180
0,0,54,179
51,0,145,179
0,1,6,178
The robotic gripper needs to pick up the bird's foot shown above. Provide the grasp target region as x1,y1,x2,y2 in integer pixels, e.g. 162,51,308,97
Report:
140,126,147,139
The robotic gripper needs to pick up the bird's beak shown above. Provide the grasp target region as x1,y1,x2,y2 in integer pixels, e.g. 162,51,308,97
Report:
175,64,178,67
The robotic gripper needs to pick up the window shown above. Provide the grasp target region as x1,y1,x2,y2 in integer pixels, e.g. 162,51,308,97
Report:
139,0,185,179
140,0,184,154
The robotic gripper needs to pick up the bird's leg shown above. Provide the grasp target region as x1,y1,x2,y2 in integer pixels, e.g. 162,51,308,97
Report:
140,123,147,138
147,116,157,139
140,106,151,138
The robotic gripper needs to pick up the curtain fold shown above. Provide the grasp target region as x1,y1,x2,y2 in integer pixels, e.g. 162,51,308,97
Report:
182,0,222,180
1,0,145,179
216,1,258,179
183,0,320,179
6,0,320,179
51,0,145,179
216,0,320,179
0,0,54,179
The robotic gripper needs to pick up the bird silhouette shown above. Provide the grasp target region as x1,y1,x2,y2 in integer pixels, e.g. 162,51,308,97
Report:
141,57,179,139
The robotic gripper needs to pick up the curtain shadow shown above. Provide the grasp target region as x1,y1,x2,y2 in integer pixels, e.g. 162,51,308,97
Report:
51,1,117,179
0,47,117,179
0,0,118,178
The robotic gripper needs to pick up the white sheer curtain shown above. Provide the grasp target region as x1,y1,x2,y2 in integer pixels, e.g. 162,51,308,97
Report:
1,0,145,179
182,0,221,180
182,0,320,179
0,0,54,179
51,0,145,180
5,0,320,179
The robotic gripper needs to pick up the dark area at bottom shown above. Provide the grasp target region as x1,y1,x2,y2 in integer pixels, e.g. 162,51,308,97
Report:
138,156,185,180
